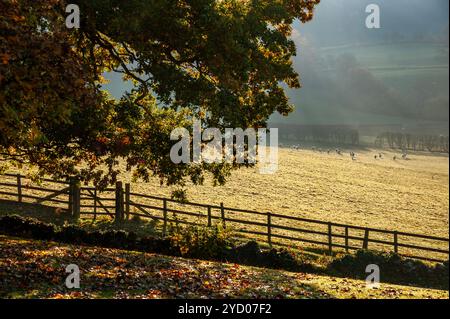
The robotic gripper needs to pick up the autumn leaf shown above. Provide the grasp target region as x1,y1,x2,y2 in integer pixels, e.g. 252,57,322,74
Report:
0,53,10,65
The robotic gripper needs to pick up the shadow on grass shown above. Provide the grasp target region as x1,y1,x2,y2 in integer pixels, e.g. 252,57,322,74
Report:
0,199,71,225
0,236,333,299
0,199,160,238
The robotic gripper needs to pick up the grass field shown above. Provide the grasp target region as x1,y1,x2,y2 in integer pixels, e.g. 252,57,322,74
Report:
117,147,449,237
1,147,448,260
1,235,448,299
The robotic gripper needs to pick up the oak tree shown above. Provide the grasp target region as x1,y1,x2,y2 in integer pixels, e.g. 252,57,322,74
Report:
0,0,319,192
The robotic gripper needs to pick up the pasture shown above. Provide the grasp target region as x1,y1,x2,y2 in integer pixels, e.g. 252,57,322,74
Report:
1,147,448,260
117,147,449,238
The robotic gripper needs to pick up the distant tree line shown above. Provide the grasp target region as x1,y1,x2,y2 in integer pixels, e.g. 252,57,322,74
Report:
375,132,449,153
273,124,360,146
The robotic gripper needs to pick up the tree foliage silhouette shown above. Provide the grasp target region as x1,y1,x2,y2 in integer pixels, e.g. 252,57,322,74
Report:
0,0,319,192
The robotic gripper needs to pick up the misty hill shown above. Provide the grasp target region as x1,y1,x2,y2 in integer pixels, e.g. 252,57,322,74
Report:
270,0,449,135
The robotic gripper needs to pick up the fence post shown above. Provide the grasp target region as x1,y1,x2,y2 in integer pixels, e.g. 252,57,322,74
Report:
115,181,123,222
363,229,369,249
163,199,168,236
328,222,333,255
121,184,125,220
16,174,22,203
68,178,73,214
220,202,226,227
207,206,212,227
125,183,130,221
93,187,97,221
267,212,272,247
345,226,349,253
394,231,398,253
73,180,80,221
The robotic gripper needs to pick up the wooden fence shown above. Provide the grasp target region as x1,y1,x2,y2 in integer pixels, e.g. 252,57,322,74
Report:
0,173,449,262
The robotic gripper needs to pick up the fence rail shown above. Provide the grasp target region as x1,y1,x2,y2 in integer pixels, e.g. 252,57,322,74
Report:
0,173,448,262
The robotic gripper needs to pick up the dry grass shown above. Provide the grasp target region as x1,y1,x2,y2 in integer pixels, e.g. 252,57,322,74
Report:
1,147,448,260
118,147,449,258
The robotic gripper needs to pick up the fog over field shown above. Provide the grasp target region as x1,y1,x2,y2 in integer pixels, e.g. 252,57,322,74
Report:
270,0,449,134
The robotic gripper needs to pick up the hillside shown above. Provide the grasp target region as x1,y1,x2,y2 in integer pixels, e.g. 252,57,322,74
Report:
272,42,449,129
1,235,447,299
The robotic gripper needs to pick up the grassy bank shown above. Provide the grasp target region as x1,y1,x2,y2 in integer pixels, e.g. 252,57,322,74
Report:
1,235,448,299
